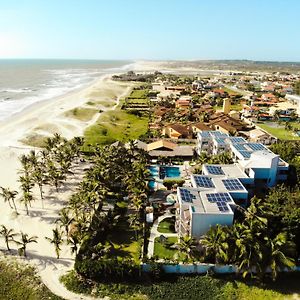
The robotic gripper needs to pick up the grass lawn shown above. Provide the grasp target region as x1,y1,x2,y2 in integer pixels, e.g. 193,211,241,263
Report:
0,258,61,300
127,89,148,99
157,217,176,234
107,220,141,263
154,236,182,260
127,98,149,104
65,107,98,122
83,109,148,147
257,123,300,140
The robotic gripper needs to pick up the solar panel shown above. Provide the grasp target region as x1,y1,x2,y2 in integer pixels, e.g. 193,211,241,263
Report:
229,137,246,143
239,150,252,159
206,192,231,212
232,143,247,151
206,165,225,175
200,131,211,138
194,176,215,188
215,138,226,145
207,193,232,203
179,188,196,203
222,179,244,191
246,143,266,151
213,131,228,137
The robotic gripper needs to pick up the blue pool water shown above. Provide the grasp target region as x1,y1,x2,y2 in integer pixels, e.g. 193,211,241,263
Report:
148,180,156,189
148,165,181,179
148,166,159,176
164,166,181,178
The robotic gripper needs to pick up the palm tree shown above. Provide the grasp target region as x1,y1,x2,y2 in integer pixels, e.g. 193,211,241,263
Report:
15,232,38,257
56,208,73,236
20,191,33,215
67,233,79,255
0,225,17,251
201,224,229,264
32,164,47,207
264,232,296,281
45,228,64,259
0,187,18,212
175,236,197,261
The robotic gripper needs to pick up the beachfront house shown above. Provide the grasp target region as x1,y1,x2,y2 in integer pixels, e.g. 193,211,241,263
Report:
196,130,289,187
176,187,235,238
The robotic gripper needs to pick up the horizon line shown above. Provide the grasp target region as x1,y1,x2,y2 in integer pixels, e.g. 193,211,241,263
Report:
0,58,300,64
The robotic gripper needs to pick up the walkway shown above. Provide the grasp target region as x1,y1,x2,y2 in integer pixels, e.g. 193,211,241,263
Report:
148,211,177,258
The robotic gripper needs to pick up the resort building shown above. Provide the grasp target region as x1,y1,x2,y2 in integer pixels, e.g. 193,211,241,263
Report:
176,187,235,237
196,131,289,187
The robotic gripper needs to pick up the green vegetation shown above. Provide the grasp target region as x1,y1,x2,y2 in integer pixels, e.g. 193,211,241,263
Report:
0,259,61,300
65,107,98,122
20,133,47,148
61,270,299,300
127,89,148,99
201,185,300,281
157,217,176,234
107,220,142,263
162,178,185,189
257,123,300,140
154,236,180,260
222,87,240,96
84,109,148,147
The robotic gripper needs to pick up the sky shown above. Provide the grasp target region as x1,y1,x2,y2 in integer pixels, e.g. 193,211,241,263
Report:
0,0,300,61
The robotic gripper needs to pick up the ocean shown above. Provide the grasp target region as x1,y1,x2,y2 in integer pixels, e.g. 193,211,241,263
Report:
0,59,133,121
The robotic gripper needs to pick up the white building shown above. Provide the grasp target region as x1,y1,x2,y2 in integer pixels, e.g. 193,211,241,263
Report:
176,187,235,238
197,131,289,187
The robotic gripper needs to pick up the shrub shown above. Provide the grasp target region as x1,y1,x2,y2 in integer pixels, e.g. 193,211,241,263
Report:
163,178,185,190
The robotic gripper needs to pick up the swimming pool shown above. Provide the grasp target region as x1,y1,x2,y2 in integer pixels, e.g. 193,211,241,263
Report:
163,166,181,178
148,165,181,179
148,180,156,189
148,166,159,176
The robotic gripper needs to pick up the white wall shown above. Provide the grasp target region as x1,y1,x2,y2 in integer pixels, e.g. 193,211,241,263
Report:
191,213,233,238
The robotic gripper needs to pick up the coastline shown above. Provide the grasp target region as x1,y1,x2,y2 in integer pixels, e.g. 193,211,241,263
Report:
0,66,138,299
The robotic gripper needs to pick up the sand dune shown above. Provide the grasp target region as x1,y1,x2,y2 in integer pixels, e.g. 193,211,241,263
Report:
0,74,133,299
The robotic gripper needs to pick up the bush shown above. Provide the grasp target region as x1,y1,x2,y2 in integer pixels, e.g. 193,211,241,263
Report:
163,178,185,190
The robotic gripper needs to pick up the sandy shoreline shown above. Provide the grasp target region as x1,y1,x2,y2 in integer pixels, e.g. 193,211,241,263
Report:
0,69,137,299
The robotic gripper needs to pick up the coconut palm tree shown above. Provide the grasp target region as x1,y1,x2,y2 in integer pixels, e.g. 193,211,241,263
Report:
20,191,33,215
31,164,47,207
45,228,64,259
0,225,18,251
67,233,79,255
56,208,73,236
175,236,197,261
0,187,18,212
15,232,38,257
264,232,296,281
201,224,230,264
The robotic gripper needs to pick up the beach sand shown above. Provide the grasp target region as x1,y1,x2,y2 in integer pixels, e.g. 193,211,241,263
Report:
0,74,134,299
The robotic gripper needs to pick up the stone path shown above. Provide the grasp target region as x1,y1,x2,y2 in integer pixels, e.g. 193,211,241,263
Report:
148,211,177,258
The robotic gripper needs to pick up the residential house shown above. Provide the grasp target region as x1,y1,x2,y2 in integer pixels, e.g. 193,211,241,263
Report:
162,124,192,139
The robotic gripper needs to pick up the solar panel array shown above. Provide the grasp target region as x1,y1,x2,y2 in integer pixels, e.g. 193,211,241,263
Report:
215,138,226,145
229,137,246,144
247,143,266,151
179,188,196,203
222,179,244,191
239,150,252,159
232,143,247,151
194,176,215,188
212,131,227,137
206,165,225,175
200,131,211,138
206,192,231,212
